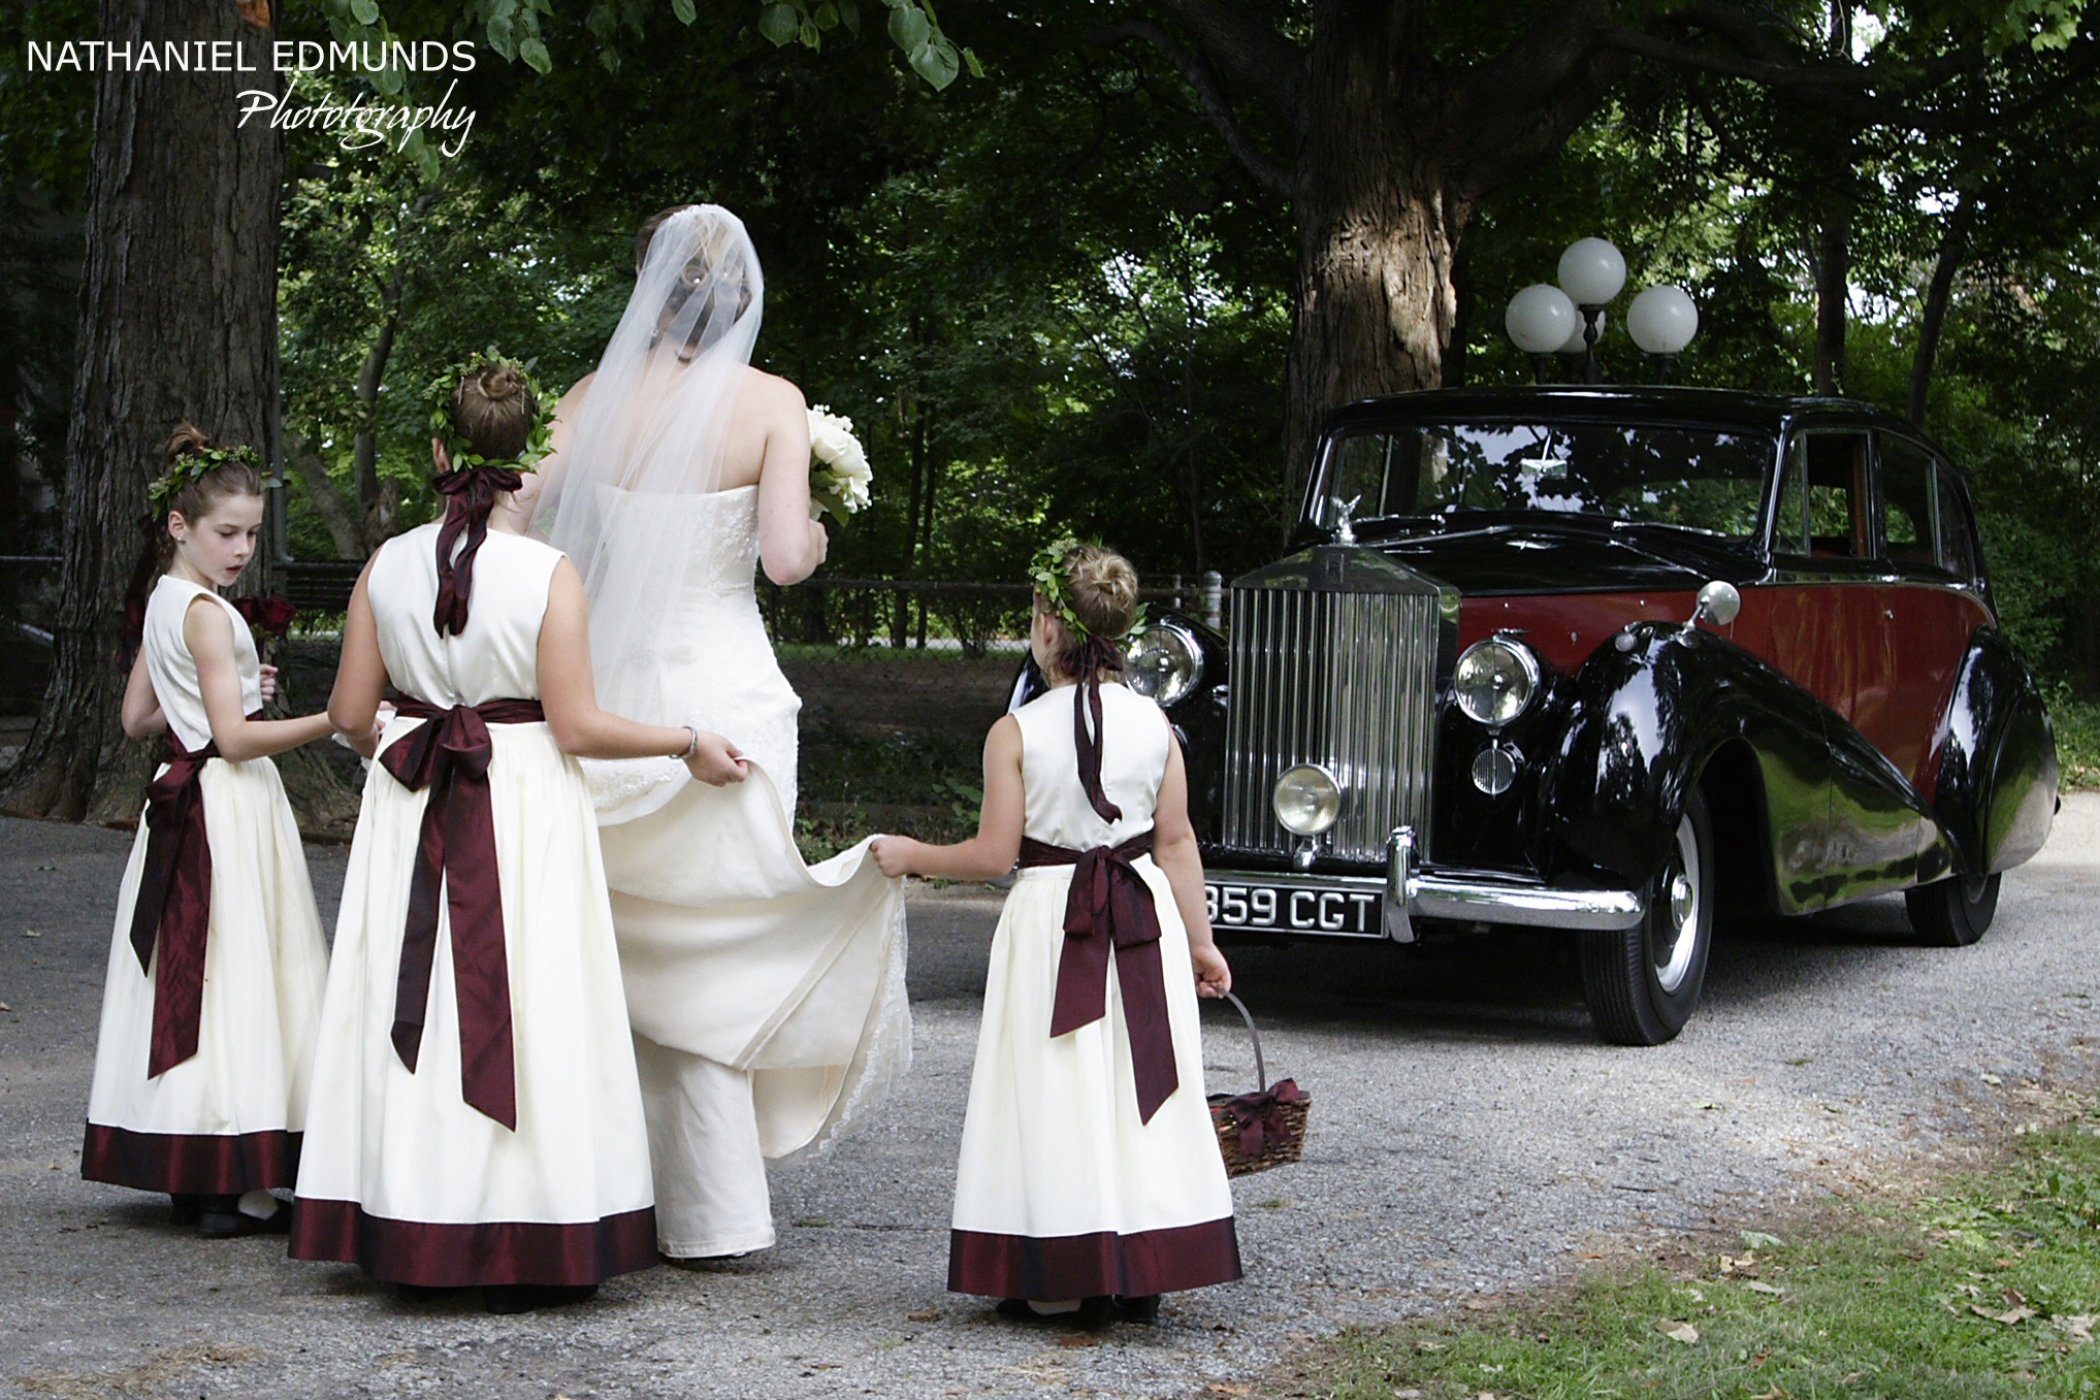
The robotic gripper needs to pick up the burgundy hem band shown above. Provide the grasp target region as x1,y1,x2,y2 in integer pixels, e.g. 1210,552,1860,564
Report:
80,1123,299,1194
287,1198,658,1287
948,1216,1241,1299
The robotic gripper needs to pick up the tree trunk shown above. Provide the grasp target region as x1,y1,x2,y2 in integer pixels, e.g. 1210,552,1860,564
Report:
285,431,368,559
1282,4,1458,501
1907,193,1974,427
1812,210,1849,395
2,0,282,821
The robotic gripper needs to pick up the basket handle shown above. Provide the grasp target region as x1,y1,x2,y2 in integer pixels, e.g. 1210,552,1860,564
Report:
1214,990,1265,1091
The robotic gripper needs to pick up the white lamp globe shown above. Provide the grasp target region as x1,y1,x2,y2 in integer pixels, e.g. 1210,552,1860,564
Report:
1627,284,1699,355
1505,284,1577,354
1557,309,1604,355
1557,237,1626,307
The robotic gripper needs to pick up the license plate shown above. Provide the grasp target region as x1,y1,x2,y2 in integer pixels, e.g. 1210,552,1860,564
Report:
1205,879,1385,938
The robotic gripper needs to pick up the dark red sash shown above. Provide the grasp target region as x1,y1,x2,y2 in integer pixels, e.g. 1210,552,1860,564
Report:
128,729,228,1079
377,696,544,1131
1063,638,1127,824
1021,830,1179,1124
430,465,522,637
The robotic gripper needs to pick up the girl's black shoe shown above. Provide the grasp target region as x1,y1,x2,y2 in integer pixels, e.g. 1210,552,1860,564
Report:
482,1284,599,1315
168,1194,206,1226
1117,1294,1162,1325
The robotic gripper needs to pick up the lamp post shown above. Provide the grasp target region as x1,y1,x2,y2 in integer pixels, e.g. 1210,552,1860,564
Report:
1504,239,1698,384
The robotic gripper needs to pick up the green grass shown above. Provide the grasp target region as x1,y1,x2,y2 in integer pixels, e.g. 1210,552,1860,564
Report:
2054,693,2100,791
1298,1106,2100,1399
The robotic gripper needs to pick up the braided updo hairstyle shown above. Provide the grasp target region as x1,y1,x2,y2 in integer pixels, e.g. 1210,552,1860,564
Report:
448,360,536,463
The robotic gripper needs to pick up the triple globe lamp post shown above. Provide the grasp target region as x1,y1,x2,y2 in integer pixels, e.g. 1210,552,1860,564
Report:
1504,238,1699,383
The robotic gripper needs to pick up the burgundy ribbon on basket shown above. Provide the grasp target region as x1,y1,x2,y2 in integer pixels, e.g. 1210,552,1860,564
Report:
1213,1078,1305,1160
127,725,238,1079
430,465,521,637
1062,637,1127,823
1021,830,1179,1123
377,695,544,1131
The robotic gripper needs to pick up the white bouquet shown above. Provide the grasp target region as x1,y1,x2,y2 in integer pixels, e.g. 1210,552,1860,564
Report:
808,405,872,521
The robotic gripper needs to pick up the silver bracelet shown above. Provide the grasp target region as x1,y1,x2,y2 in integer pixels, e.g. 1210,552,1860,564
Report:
679,725,699,761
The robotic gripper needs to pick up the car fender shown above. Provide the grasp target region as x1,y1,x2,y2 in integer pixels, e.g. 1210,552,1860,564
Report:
1541,623,1946,908
1928,628,2059,874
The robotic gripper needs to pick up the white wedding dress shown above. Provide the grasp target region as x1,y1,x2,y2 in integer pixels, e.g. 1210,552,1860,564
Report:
581,484,910,1258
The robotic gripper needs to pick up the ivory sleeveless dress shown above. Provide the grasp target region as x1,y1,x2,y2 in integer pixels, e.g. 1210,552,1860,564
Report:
289,524,656,1287
949,682,1239,1300
82,576,329,1199
580,484,910,1260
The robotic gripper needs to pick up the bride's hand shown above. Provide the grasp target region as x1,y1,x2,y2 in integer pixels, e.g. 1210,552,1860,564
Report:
685,732,749,786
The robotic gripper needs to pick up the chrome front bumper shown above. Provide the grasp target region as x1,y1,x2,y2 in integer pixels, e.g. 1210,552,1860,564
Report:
1214,826,1647,943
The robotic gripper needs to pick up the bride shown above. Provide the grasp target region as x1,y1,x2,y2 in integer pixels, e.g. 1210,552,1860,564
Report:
528,204,909,1261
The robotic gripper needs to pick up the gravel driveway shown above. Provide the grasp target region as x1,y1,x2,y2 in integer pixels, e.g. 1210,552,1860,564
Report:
3,796,2095,1398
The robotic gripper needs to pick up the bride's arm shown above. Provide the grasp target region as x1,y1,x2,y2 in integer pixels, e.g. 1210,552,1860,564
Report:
755,376,828,586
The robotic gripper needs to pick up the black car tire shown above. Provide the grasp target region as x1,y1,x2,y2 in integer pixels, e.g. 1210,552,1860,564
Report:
1904,872,2000,947
1579,790,1714,1046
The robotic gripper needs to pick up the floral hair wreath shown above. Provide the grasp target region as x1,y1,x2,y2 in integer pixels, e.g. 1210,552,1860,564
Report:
1027,534,1147,646
147,443,261,518
425,348,559,473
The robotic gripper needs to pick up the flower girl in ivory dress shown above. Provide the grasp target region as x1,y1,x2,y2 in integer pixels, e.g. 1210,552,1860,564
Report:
83,425,339,1239
874,539,1240,1327
289,354,746,1313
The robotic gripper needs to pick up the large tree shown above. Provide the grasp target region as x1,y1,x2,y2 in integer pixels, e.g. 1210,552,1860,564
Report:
1106,0,2086,484
3,0,283,822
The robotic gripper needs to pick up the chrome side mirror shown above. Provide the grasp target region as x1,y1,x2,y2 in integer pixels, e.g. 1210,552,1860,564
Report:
1690,579,1741,628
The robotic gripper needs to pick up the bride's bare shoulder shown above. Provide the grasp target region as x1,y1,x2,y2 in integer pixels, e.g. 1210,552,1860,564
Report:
741,365,807,416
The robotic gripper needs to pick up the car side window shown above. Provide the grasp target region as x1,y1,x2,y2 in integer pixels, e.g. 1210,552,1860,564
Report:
1878,435,1939,569
1774,430,1871,561
1935,463,1980,582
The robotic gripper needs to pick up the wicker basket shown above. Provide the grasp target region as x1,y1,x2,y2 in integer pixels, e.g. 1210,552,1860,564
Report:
1206,992,1309,1176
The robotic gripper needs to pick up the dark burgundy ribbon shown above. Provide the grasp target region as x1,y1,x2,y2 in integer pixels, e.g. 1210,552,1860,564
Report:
377,695,545,1131
1213,1078,1305,1159
1061,637,1128,823
1021,830,1179,1123
128,729,228,1079
431,465,522,637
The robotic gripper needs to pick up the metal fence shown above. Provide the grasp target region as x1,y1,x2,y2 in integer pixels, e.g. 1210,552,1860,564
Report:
2,560,1228,820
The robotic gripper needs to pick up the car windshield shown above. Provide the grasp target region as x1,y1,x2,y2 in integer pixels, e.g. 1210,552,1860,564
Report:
1313,421,1777,541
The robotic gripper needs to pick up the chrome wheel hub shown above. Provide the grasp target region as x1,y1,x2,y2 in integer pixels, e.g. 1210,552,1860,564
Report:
1652,816,1701,994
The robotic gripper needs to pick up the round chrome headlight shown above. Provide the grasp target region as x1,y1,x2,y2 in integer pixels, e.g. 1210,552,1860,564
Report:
1272,763,1341,837
1125,620,1203,709
1453,637,1541,728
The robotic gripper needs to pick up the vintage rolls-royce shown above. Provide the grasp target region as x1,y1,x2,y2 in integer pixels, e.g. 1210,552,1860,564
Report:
1115,387,2059,1044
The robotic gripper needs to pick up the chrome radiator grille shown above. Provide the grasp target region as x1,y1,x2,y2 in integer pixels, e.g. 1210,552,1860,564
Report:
1221,582,1441,861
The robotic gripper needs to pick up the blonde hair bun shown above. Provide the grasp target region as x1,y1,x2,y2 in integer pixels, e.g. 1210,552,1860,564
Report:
1062,543,1140,642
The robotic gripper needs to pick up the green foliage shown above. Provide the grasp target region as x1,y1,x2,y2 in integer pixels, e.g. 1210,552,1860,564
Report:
1311,1103,2100,1397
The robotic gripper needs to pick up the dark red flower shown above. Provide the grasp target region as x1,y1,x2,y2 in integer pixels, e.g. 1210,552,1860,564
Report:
233,595,298,636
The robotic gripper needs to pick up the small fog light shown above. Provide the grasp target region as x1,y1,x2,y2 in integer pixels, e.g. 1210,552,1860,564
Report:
1273,763,1341,836
1471,742,1521,797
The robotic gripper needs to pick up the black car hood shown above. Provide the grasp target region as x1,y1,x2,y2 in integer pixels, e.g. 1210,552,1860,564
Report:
1365,518,1762,596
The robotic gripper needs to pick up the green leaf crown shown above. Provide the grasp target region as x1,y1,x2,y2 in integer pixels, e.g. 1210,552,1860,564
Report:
1027,534,1146,645
147,443,261,517
425,348,558,473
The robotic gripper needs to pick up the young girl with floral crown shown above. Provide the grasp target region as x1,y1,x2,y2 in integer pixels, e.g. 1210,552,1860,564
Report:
289,352,747,1314
873,539,1241,1327
84,425,340,1239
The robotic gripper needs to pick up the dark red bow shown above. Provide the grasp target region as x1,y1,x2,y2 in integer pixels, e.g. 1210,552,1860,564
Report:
127,731,224,1078
377,696,544,1130
1213,1078,1305,1160
1023,831,1179,1123
431,466,522,637
1060,637,1127,823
